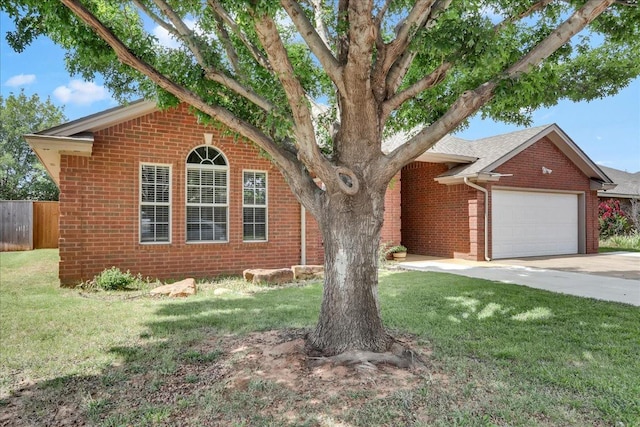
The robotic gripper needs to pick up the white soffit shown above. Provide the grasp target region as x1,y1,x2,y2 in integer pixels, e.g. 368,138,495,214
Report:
24,134,94,186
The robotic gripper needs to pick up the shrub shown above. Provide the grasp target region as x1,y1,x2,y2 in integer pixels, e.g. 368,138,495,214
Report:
378,242,393,265
598,199,630,239
94,267,137,291
600,230,640,251
387,245,407,254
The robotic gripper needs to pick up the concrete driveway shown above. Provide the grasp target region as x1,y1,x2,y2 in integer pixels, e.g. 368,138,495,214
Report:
398,253,640,306
497,252,640,281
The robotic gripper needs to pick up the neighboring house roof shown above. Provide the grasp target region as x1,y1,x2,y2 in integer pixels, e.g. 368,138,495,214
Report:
597,166,640,199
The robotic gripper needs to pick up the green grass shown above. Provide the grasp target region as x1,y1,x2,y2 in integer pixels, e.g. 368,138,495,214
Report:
1,250,639,426
600,231,640,252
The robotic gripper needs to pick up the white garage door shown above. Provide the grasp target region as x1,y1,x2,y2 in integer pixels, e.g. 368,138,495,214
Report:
492,190,578,259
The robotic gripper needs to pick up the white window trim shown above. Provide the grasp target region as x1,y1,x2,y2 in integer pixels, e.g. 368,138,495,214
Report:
139,163,172,245
185,146,230,244
242,169,268,243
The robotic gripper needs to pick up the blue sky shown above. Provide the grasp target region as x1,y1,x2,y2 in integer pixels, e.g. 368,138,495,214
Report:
2,12,639,172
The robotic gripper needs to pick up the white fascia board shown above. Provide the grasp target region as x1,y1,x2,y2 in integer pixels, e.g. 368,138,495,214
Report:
415,151,477,164
434,172,502,185
25,134,94,155
434,174,478,185
24,134,94,186
597,192,636,199
39,100,157,136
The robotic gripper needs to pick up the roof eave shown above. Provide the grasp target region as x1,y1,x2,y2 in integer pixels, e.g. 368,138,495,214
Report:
38,99,157,136
434,172,502,185
590,179,617,191
24,134,94,186
415,151,477,164
597,191,638,199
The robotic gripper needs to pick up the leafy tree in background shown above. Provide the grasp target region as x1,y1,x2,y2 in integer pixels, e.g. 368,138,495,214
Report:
0,91,65,201
2,0,638,359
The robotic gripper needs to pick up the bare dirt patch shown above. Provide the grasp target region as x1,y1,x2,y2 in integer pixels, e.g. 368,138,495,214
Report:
221,330,430,397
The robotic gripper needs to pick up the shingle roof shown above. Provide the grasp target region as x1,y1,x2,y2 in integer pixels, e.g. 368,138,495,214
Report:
382,128,471,155
435,125,551,177
597,166,640,198
384,123,611,184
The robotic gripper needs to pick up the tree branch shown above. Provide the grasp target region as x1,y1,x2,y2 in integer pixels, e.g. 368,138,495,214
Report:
133,0,277,113
377,0,435,78
380,0,617,181
252,10,336,185
308,0,330,47
384,0,452,97
374,0,394,25
207,0,272,72
58,0,322,209
212,13,241,76
494,0,554,32
343,1,376,88
280,0,345,95
381,61,452,121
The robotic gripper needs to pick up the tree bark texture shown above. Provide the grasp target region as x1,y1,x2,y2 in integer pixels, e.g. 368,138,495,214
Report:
308,187,391,355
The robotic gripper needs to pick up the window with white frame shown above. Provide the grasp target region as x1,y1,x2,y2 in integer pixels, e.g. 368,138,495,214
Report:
140,164,171,243
243,171,267,241
186,146,228,242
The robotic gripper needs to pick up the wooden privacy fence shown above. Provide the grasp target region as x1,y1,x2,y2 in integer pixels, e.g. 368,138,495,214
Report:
0,201,59,251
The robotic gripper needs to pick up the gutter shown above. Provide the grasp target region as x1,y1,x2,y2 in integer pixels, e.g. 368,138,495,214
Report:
590,179,617,191
463,177,491,262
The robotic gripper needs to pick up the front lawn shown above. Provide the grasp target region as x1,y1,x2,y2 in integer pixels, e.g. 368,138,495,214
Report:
1,250,638,426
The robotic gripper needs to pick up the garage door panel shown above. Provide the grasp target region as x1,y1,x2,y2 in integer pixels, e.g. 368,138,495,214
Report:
492,190,578,259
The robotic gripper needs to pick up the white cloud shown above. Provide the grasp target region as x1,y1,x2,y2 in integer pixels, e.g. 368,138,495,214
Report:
53,80,110,106
5,74,36,87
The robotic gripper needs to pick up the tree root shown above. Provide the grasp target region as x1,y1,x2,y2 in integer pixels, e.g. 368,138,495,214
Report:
308,342,425,370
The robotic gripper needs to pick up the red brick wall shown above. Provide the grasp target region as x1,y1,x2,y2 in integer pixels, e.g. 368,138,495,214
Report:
381,173,402,246
489,136,599,255
58,104,402,284
401,162,481,258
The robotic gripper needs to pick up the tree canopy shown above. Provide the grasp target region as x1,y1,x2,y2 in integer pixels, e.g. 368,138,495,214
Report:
0,91,65,201
2,2,638,201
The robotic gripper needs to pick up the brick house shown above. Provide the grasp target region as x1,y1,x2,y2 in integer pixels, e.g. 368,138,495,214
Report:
26,101,614,285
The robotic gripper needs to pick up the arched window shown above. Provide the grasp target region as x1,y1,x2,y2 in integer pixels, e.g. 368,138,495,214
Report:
186,146,228,242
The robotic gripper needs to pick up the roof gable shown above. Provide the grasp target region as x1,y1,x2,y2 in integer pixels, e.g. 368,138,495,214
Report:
432,124,613,185
24,100,157,186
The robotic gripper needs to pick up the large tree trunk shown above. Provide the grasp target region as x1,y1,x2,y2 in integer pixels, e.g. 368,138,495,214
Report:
307,187,392,356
